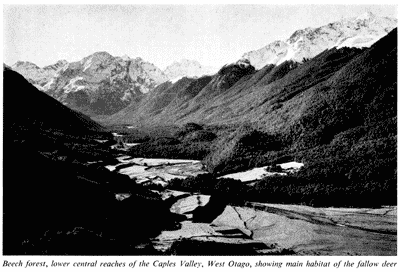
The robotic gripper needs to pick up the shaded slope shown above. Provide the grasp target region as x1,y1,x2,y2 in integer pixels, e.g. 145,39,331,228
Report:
103,30,396,209
106,47,359,127
2,68,184,254
287,27,397,149
101,75,214,126
137,77,196,116
4,67,103,135
205,29,397,173
104,60,256,125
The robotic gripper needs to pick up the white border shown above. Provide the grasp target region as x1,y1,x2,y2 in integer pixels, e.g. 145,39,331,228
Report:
1,1,399,271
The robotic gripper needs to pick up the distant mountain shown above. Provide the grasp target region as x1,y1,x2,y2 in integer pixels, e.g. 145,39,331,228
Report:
242,11,397,69
163,59,217,81
11,52,169,115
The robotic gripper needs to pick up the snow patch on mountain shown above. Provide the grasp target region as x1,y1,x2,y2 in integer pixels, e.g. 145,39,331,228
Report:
335,35,383,49
169,76,185,84
63,77,85,93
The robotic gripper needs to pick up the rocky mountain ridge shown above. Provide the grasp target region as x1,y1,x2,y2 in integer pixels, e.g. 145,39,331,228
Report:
11,54,218,115
242,11,397,69
12,52,170,115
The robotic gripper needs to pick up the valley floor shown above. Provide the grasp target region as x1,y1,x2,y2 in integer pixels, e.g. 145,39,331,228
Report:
157,191,397,255
100,137,396,255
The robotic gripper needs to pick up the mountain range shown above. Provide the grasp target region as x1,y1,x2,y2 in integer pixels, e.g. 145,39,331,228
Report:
10,12,396,117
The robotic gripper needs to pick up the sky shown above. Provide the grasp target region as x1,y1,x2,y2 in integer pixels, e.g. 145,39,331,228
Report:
3,4,398,70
